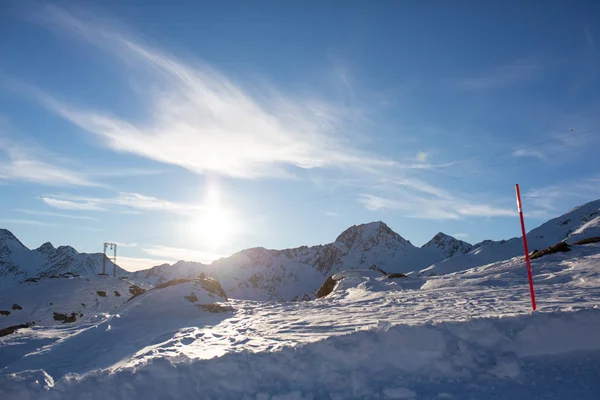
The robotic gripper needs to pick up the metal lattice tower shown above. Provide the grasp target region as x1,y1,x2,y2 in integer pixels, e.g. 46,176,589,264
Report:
103,242,118,277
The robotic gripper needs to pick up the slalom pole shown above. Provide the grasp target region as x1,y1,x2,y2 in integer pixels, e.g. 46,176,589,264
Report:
515,184,537,311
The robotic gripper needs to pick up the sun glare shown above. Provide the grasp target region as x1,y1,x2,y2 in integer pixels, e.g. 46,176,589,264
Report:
191,180,237,250
195,205,236,248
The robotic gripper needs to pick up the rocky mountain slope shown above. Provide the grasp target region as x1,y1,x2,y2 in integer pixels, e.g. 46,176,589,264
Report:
0,229,128,285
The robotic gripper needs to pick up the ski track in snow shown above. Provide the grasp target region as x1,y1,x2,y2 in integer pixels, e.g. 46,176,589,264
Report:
1,245,600,399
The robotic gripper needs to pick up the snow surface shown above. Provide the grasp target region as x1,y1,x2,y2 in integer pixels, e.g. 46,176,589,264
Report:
1,243,600,399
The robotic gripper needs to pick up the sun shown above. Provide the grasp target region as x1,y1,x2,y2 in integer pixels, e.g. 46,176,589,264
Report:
189,178,239,250
194,205,236,249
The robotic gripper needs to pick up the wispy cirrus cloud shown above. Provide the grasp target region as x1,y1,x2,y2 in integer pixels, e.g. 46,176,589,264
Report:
41,192,203,215
453,58,542,91
0,140,100,187
142,245,224,264
0,218,51,226
0,218,103,231
24,5,398,180
358,177,515,220
14,209,97,220
117,256,174,271
512,148,547,160
112,241,138,248
525,174,600,219
585,25,597,51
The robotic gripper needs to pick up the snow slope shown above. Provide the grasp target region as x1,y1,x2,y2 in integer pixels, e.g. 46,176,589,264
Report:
1,243,600,399
422,199,600,275
0,275,149,330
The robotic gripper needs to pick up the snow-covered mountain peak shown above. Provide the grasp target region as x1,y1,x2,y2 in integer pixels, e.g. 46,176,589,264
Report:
35,242,56,254
0,229,19,243
422,232,473,258
55,245,77,256
335,221,412,251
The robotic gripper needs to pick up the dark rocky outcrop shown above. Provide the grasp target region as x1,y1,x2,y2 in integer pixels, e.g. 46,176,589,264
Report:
530,242,571,260
96,291,107,297
113,291,121,297
316,275,338,299
0,310,10,316
291,294,312,302
184,293,198,303
199,277,228,301
128,285,146,299
573,236,600,245
12,304,22,310
197,303,234,313
0,322,35,337
387,273,408,279
53,312,78,323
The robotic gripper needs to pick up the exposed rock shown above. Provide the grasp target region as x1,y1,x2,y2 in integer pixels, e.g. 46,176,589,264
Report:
0,322,35,337
12,304,22,310
199,277,228,301
369,265,389,275
96,291,107,297
316,275,338,299
113,291,121,297
53,312,78,323
530,242,571,260
291,294,312,302
0,310,10,316
387,273,408,279
184,293,198,303
573,236,600,245
128,285,147,301
197,303,234,313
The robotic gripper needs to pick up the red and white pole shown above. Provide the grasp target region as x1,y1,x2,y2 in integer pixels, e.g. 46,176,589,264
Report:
515,184,537,311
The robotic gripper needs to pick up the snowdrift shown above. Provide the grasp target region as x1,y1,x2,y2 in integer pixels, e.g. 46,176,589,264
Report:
2,309,600,399
317,269,425,299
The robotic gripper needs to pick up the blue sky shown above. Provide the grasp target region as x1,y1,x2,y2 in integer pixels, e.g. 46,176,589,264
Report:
1,1,600,271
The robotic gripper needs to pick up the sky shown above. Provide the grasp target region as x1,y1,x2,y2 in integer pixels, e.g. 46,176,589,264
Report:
1,1,600,271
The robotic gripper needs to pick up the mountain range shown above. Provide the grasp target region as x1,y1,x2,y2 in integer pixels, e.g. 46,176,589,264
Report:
0,229,125,285
1,198,599,300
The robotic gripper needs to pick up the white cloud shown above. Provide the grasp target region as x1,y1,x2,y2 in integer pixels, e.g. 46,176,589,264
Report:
358,178,515,220
0,218,50,226
28,6,397,180
325,211,339,217
117,256,174,272
0,141,99,187
112,241,138,248
512,148,546,160
525,175,600,219
585,25,596,51
454,58,542,90
142,245,224,264
41,196,104,211
14,209,96,220
41,192,204,215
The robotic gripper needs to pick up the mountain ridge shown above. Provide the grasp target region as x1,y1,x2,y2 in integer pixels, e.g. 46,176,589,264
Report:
3,198,600,300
